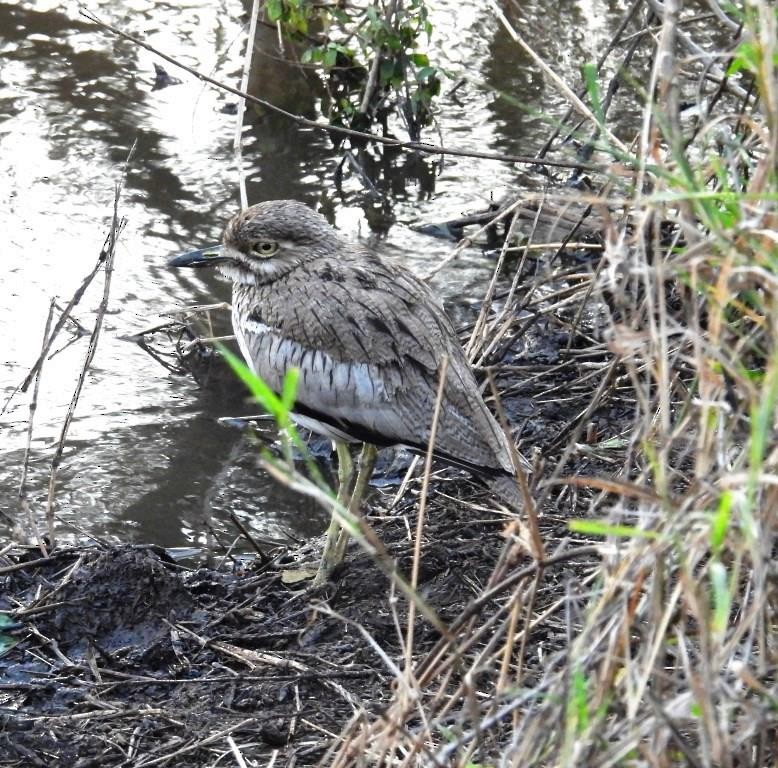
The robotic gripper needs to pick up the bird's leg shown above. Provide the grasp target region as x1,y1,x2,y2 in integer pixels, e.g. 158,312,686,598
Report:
335,441,355,505
333,443,377,562
315,513,345,587
313,442,377,586
313,441,356,586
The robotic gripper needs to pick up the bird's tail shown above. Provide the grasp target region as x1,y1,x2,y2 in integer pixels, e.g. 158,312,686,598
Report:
485,472,525,511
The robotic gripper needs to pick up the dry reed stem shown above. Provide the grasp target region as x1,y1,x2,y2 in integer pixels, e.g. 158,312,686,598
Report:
324,0,778,765
18,298,56,555
403,356,449,679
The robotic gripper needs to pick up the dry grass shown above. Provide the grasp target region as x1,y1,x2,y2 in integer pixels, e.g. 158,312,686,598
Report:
319,2,778,765
6,2,776,766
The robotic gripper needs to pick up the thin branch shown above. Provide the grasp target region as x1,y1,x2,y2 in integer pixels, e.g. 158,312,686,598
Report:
79,8,602,173
44,143,134,542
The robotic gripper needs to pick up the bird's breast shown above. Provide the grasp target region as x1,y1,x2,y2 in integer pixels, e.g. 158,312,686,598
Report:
231,307,389,415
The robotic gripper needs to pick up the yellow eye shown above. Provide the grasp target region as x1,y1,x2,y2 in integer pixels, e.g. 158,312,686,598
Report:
252,241,278,257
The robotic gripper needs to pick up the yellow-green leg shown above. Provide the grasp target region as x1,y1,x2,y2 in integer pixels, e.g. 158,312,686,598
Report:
335,441,354,506
334,443,377,561
314,442,377,585
313,441,355,586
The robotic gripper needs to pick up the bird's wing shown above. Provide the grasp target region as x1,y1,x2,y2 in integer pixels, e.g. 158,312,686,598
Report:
233,251,514,475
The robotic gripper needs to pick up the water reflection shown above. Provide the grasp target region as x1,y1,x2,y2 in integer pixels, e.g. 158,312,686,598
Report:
0,0,623,553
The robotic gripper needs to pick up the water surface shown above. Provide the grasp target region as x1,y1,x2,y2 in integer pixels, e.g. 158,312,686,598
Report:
1,0,626,552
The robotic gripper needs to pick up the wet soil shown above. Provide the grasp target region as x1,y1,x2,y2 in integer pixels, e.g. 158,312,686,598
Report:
0,443,612,766
0,492,600,767
1,275,620,766
0,507,507,766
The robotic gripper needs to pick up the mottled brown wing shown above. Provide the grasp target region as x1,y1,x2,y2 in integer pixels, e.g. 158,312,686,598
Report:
231,249,514,475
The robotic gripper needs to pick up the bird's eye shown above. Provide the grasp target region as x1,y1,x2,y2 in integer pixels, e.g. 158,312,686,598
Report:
251,241,278,258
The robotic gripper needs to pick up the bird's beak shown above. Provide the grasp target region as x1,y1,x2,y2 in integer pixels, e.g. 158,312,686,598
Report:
167,245,228,269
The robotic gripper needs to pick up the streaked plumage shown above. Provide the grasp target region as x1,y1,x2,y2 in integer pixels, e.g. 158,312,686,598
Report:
170,200,525,577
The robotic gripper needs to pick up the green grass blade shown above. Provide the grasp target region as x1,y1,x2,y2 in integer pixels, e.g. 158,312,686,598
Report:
569,520,660,540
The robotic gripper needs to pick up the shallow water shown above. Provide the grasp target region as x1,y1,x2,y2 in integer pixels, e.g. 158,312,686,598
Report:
1,0,626,551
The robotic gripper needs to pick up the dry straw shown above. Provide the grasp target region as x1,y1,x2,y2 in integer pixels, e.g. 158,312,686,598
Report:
323,0,778,765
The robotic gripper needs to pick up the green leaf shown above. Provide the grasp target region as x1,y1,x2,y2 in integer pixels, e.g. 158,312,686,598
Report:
582,61,605,127
218,344,286,422
748,354,778,516
410,52,429,67
281,367,299,411
218,343,333,488
727,41,759,75
323,46,338,69
266,0,284,23
569,520,659,540
290,11,308,35
709,491,733,554
379,59,396,85
386,33,403,52
570,667,589,733
594,436,630,450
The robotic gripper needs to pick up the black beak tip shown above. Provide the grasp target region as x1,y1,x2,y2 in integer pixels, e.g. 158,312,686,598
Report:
167,246,224,269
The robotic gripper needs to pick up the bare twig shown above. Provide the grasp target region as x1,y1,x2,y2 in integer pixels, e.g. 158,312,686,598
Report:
44,143,134,542
79,8,601,173
234,0,261,210
18,299,56,554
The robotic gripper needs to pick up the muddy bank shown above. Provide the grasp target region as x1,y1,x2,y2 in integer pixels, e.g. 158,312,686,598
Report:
1,285,618,765
0,474,599,767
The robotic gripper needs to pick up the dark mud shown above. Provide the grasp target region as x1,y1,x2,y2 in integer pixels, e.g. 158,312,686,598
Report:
0,504,531,766
0,447,611,766
1,259,621,765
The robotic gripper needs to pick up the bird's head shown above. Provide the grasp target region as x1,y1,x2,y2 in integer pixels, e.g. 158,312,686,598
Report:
168,200,341,285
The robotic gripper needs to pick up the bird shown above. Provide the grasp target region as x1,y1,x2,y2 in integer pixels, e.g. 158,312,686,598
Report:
169,199,526,583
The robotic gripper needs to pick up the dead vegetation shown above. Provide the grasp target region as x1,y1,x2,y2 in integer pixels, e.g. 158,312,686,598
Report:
3,1,777,766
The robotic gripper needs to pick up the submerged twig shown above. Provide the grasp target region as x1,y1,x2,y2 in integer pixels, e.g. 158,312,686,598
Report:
44,144,134,543
18,299,55,554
